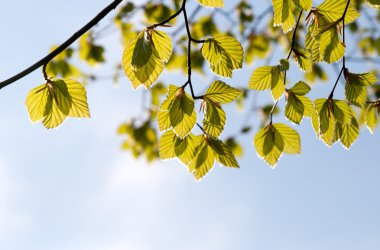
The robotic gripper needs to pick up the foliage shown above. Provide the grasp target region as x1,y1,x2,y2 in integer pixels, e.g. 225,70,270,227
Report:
4,0,380,180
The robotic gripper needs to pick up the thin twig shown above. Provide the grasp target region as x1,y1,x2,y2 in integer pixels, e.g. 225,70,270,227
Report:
0,0,123,90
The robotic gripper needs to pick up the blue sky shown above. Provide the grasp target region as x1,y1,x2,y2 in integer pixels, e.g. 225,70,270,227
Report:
1,1,380,250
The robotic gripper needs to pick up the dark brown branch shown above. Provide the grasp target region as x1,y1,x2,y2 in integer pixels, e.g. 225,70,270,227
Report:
328,0,351,99
0,0,123,90
287,11,303,60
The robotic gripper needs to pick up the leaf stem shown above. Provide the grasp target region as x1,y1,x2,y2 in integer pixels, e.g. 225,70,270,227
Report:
287,11,303,60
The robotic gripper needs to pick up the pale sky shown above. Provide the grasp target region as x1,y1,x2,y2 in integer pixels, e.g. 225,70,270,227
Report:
1,1,380,250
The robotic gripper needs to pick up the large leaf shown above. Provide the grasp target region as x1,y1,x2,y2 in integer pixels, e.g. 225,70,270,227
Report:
201,36,243,77
26,80,90,129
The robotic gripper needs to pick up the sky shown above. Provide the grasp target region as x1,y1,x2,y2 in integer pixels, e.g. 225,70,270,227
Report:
1,1,380,250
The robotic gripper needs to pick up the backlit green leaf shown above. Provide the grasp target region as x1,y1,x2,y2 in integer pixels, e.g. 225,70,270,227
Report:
204,81,241,103
345,71,377,107
202,36,243,77
254,123,300,167
365,103,380,133
203,99,226,137
316,0,360,24
26,79,90,129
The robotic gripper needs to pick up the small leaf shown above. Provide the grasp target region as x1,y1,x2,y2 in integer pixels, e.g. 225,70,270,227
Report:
196,0,224,7
365,103,380,133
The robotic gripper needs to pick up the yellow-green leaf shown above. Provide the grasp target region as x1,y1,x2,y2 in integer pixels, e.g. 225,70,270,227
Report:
122,31,164,89
273,0,296,33
26,80,90,129
196,0,224,8
316,0,360,24
203,99,226,138
365,103,380,133
208,138,239,168
151,30,173,63
345,71,377,107
293,48,312,72
367,0,380,8
249,62,285,100
189,135,215,181
204,81,241,103
159,130,177,160
201,36,243,77
254,123,300,167
318,25,345,64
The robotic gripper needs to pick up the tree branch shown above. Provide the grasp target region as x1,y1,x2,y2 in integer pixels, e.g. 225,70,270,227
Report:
0,0,123,90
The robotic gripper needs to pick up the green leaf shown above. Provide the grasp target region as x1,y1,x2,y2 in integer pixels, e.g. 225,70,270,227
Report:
248,66,273,90
345,71,377,107
204,81,241,103
337,117,359,149
175,133,198,165
249,61,286,100
365,103,380,133
254,123,300,167
285,92,305,124
289,81,311,95
201,36,243,77
367,0,380,8
196,0,224,7
123,29,172,89
317,25,345,64
273,0,296,33
159,131,198,166
151,30,173,62
305,24,322,63
26,80,90,129
189,135,215,181
316,0,360,24
157,86,196,138
293,0,312,10
203,99,226,137
159,130,177,160
79,32,105,66
293,48,312,72
208,138,239,168
169,89,197,139
188,135,239,180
